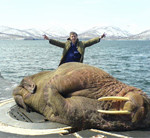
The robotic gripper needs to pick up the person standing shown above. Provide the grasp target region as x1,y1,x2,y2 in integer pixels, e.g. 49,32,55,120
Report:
43,32,105,66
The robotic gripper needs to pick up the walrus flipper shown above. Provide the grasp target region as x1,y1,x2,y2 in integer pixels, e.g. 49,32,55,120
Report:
13,86,32,112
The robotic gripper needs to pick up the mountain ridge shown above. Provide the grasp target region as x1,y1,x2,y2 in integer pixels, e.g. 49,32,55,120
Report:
0,26,150,40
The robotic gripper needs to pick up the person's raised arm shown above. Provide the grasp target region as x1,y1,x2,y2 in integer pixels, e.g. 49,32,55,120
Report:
100,33,106,39
43,35,65,48
83,33,106,48
43,35,50,40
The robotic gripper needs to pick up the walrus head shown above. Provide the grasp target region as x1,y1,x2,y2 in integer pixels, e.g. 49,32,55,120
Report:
20,76,36,93
98,92,150,125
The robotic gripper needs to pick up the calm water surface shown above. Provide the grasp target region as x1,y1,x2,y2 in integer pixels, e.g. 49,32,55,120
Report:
0,40,150,100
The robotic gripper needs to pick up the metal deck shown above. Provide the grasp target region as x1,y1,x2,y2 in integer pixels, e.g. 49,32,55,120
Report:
0,98,150,138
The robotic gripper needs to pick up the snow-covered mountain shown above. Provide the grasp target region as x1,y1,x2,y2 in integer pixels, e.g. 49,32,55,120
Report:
128,30,150,40
0,26,50,40
0,26,149,40
79,26,131,39
44,26,69,37
0,26,68,40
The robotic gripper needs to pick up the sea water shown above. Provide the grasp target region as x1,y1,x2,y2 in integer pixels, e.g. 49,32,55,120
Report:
0,40,150,100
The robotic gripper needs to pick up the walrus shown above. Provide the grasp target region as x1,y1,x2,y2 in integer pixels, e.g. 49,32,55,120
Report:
13,62,150,131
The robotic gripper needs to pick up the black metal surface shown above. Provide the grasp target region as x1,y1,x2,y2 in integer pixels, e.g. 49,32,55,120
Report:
9,105,47,123
9,105,31,122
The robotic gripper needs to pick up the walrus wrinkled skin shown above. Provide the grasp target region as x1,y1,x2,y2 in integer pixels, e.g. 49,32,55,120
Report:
13,62,150,131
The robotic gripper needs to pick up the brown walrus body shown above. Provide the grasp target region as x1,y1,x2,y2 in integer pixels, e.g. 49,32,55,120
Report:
13,62,150,131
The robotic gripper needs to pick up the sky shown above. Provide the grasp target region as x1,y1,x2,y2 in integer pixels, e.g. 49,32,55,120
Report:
0,0,150,33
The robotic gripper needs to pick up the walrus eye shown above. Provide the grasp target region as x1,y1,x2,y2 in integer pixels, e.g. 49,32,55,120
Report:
97,96,131,115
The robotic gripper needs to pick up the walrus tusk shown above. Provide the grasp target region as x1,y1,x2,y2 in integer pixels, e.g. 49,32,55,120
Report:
98,96,131,114
58,126,72,130
98,96,130,101
98,110,131,114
